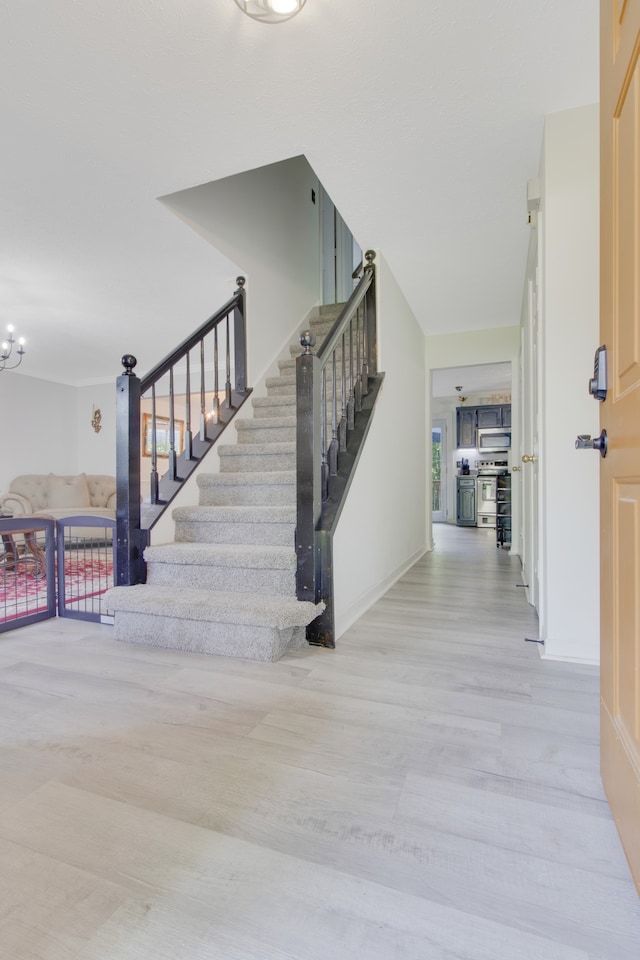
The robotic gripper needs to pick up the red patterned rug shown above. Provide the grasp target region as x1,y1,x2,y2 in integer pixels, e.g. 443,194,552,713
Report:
1,554,114,623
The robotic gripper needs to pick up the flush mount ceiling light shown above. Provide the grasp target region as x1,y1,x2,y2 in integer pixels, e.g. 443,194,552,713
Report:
233,0,307,24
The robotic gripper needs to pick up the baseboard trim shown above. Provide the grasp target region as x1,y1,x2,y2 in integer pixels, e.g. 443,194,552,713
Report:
334,546,427,640
539,649,600,667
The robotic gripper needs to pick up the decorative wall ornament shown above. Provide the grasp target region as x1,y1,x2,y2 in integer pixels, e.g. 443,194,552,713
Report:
233,0,307,24
91,407,102,433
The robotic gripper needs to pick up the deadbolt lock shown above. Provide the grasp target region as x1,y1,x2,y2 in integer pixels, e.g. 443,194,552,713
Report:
575,429,608,458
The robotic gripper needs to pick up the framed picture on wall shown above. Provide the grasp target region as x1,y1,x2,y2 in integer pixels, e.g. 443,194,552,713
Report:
142,414,184,458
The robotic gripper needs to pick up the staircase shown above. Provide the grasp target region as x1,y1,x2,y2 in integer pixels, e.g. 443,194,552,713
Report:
104,305,343,661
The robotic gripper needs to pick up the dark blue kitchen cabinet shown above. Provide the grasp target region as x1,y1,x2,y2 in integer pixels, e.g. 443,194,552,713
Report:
476,405,502,428
457,477,477,526
456,408,476,448
457,405,511,448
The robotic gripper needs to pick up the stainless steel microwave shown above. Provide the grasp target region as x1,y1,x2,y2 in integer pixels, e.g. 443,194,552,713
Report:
477,427,511,452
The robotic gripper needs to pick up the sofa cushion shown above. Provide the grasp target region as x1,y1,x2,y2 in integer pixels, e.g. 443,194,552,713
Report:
86,474,117,509
9,475,49,512
46,473,91,509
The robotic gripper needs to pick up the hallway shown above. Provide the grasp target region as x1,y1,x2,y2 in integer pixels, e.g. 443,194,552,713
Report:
0,525,638,958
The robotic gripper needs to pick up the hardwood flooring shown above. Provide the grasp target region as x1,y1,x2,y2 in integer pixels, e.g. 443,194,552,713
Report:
0,524,638,959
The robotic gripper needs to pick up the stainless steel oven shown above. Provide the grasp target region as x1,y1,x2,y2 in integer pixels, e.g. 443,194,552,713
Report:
477,476,497,528
477,427,511,453
476,460,509,529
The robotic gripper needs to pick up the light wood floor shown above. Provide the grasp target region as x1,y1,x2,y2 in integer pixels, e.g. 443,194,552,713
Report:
0,524,638,959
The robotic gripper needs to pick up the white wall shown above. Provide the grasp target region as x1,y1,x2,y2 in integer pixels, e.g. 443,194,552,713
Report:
143,156,323,542
537,104,600,663
0,371,78,493
426,327,521,549
333,253,427,637
160,155,321,391
73,382,117,478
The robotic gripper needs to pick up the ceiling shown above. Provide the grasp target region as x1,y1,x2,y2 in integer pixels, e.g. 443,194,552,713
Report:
431,362,512,399
0,1,599,386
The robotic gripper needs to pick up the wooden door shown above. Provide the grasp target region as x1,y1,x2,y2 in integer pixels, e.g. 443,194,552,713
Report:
600,0,640,894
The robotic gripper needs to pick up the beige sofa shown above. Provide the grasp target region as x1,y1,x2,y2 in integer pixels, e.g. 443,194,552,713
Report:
0,474,116,522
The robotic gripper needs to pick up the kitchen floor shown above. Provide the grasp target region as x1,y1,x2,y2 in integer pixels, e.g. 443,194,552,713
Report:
0,525,638,959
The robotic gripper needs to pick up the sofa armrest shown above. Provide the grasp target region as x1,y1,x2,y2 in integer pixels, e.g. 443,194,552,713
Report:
107,491,117,511
0,492,32,516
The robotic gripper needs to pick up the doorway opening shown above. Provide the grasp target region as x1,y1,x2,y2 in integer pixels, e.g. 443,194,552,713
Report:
431,419,447,522
431,361,513,540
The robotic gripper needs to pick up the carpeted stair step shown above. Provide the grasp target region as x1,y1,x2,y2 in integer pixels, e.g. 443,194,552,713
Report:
145,542,296,595
173,504,296,545
235,416,296,444
265,374,297,396
266,374,345,400
217,440,296,472
237,410,335,440
252,395,296,419
103,584,324,662
197,470,296,506
319,302,346,316
281,350,350,374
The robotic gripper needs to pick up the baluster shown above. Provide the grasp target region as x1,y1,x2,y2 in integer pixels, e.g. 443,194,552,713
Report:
321,365,329,501
150,383,159,504
362,297,370,396
225,315,232,408
355,305,363,413
347,318,355,431
339,331,347,452
199,339,206,440
184,351,193,460
168,368,178,481
328,350,339,476
213,326,220,423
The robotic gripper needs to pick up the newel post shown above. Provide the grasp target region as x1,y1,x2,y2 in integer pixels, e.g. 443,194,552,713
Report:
364,249,377,378
233,276,248,396
115,355,147,586
296,331,322,603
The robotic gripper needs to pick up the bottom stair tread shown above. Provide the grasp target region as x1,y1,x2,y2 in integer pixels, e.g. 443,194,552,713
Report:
104,584,323,629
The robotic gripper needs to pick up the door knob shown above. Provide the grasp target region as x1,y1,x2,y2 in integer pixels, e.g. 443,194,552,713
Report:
575,429,608,458
512,466,521,472
521,454,537,463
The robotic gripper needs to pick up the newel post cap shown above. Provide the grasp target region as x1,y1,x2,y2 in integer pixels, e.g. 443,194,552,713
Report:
299,331,317,355
121,355,137,376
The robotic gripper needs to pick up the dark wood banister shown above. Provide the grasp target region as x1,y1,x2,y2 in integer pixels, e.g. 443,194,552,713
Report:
296,251,384,646
115,277,250,587
317,268,374,362
140,280,246,394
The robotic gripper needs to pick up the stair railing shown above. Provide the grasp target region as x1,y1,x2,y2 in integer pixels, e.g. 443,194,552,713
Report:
116,277,251,586
296,251,384,646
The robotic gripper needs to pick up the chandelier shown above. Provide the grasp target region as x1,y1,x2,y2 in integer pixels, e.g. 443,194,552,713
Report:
233,0,307,24
0,325,26,372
